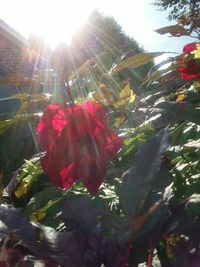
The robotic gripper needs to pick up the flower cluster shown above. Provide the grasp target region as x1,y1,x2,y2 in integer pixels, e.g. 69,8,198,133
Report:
37,102,122,195
177,42,200,80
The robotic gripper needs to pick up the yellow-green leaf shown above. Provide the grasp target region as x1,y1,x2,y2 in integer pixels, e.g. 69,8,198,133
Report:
14,180,29,198
194,44,200,59
93,83,116,106
109,52,164,74
30,209,46,222
119,83,132,99
114,116,126,128
113,83,135,109
13,93,48,102
176,93,187,102
155,25,189,36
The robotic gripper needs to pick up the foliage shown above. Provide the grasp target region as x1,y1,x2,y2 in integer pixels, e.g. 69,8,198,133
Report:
0,9,200,267
154,1,200,41
71,10,142,64
153,0,200,22
68,11,153,97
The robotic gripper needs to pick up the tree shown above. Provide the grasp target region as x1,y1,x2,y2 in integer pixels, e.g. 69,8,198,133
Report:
68,11,152,97
71,10,141,63
153,0,200,21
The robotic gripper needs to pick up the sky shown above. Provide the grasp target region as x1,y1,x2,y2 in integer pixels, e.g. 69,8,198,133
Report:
0,0,194,53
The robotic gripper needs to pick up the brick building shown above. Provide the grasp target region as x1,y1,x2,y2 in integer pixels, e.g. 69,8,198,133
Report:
0,19,45,175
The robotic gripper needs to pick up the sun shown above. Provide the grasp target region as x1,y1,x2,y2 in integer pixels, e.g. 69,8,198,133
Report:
30,1,94,48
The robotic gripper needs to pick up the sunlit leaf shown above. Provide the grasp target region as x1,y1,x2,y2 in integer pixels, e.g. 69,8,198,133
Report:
30,209,46,221
184,139,200,148
194,44,200,59
119,83,132,99
142,69,163,86
113,83,135,109
155,25,189,36
14,179,29,198
13,93,48,102
93,83,116,106
114,115,126,128
16,101,30,114
176,93,187,102
109,52,165,74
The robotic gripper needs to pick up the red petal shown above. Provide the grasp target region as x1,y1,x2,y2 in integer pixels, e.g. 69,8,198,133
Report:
78,161,106,196
41,131,81,188
183,42,198,54
83,101,107,127
59,164,78,188
41,153,78,188
37,104,67,150
38,101,123,196
95,128,123,160
178,59,200,80
67,106,96,139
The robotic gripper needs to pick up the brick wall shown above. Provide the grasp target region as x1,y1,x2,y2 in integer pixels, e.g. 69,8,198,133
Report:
0,32,43,77
0,18,49,78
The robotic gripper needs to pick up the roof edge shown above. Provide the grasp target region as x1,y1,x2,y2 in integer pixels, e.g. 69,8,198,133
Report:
0,19,28,48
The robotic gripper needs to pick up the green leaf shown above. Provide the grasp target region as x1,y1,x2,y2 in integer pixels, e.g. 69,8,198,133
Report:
0,114,39,135
13,93,48,102
7,154,48,207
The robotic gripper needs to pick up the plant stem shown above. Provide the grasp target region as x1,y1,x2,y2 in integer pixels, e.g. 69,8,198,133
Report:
147,248,154,267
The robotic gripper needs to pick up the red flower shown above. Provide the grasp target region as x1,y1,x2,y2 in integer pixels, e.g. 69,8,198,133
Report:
183,42,198,54
177,42,200,80
37,102,122,195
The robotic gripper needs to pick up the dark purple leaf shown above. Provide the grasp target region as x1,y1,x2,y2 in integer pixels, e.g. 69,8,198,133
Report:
120,128,171,218
62,197,126,267
0,205,86,267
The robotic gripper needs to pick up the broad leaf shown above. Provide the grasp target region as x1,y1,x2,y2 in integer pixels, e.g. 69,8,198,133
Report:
155,25,189,36
63,196,104,233
113,83,136,109
109,52,165,74
0,204,85,267
62,197,126,267
120,128,171,219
